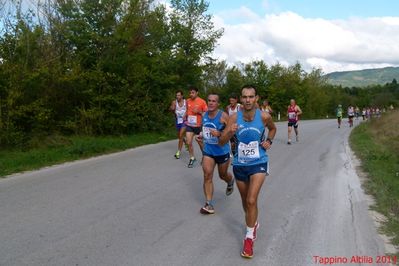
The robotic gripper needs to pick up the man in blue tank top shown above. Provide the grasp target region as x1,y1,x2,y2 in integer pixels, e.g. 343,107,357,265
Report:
199,93,234,215
220,85,276,259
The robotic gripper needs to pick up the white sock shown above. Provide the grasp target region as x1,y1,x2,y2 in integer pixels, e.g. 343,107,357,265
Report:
245,226,254,239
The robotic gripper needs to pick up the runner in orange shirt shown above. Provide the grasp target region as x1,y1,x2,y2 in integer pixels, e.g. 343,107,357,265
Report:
185,86,208,168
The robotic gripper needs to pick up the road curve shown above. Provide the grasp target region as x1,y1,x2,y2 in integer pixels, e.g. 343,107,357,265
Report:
0,119,390,266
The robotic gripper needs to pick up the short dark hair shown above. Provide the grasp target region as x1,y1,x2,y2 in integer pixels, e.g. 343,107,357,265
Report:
241,84,258,95
229,93,238,99
188,86,198,92
176,90,183,95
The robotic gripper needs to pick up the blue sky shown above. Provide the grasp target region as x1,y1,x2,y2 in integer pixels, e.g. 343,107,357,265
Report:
201,0,399,73
207,0,399,21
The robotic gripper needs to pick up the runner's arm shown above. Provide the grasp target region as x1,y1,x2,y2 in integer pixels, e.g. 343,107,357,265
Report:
219,113,237,146
211,111,229,137
169,100,176,113
202,100,208,114
296,105,303,116
261,112,276,150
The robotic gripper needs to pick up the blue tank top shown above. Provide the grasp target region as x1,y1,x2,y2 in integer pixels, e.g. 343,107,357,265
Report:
233,109,268,166
202,110,230,156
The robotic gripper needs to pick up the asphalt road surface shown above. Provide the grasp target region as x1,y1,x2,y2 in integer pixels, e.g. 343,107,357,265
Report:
0,119,392,266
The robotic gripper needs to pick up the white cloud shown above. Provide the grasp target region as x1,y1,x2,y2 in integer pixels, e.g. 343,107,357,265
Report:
306,58,393,73
212,10,399,73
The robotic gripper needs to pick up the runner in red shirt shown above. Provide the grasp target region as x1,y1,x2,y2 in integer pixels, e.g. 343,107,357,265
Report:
287,99,302,145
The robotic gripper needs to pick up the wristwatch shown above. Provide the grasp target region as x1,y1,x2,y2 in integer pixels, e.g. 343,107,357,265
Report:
266,138,273,145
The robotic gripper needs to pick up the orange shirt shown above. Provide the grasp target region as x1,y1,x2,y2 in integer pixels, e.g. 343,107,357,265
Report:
186,97,208,127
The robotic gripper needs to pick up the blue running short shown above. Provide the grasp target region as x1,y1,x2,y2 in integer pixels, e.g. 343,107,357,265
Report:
176,122,186,131
233,162,269,182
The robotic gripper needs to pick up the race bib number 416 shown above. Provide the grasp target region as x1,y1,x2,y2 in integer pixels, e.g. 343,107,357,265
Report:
238,141,260,163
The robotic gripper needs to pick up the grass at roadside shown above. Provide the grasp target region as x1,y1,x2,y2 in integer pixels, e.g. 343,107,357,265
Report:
350,110,399,252
0,130,176,178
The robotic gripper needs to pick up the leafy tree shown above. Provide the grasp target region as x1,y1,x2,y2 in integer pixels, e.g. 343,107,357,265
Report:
223,65,244,100
169,0,223,88
242,60,270,98
201,59,228,93
1,0,398,149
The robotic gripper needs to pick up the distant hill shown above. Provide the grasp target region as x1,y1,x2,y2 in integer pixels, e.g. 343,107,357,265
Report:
324,66,399,87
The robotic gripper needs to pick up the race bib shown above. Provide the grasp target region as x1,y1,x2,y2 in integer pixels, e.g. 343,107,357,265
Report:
238,141,260,163
288,112,296,120
177,117,184,124
202,126,218,144
188,115,197,126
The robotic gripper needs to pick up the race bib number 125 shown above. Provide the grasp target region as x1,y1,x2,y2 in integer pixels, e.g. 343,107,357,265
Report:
238,141,260,162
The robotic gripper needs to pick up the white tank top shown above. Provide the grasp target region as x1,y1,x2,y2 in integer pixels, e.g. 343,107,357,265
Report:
228,104,240,116
175,99,187,124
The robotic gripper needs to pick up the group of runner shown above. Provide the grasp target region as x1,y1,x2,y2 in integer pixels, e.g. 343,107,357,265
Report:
336,104,355,128
361,106,383,120
169,86,306,259
335,104,384,128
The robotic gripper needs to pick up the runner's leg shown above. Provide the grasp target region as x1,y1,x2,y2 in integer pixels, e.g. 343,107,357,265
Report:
245,173,266,227
217,158,234,195
236,179,249,213
178,126,186,152
217,158,233,183
287,125,292,143
186,131,195,158
202,156,216,202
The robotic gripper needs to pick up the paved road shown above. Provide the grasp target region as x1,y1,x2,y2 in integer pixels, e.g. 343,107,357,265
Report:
0,119,390,265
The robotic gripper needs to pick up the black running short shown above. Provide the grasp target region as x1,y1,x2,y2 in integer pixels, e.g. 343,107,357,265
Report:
186,126,202,135
203,152,230,165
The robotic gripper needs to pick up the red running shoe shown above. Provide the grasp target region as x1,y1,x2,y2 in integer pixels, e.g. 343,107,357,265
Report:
241,238,254,259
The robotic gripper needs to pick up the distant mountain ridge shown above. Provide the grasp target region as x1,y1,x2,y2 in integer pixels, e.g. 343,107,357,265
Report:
324,66,399,87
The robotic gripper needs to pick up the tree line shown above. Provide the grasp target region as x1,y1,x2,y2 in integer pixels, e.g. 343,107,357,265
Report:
0,0,398,148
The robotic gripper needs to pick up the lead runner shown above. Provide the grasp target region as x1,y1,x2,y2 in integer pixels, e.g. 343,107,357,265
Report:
219,85,277,259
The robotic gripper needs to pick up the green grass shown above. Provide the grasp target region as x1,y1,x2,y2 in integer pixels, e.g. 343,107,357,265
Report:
0,130,176,178
350,110,399,252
